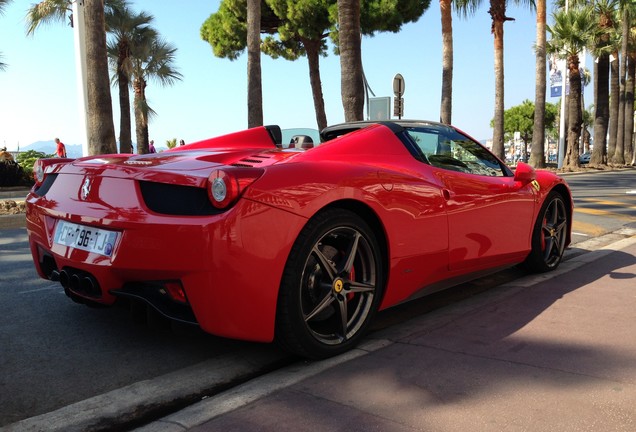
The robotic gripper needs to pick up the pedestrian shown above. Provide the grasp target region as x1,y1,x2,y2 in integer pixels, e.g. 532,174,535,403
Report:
179,139,185,146
149,140,156,153
55,138,67,158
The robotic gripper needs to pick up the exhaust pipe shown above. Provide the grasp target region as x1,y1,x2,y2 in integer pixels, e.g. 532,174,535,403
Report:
49,270,61,282
70,273,81,291
59,270,70,289
58,268,102,298
81,276,100,297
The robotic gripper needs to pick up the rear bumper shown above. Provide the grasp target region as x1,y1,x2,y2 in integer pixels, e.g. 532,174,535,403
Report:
26,194,306,343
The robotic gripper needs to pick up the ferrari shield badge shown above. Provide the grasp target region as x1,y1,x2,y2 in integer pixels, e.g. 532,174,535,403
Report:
531,180,540,192
81,178,92,201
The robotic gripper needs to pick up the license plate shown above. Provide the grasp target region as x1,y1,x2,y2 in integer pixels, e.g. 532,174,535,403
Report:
54,221,118,257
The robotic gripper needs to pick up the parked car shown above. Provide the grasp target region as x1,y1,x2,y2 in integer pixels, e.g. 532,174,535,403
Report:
25,120,572,359
579,152,591,164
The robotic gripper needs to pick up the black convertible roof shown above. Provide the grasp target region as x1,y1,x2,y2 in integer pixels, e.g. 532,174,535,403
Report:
320,120,451,142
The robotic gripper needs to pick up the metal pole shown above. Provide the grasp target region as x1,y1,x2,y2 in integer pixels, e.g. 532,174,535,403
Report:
72,0,89,157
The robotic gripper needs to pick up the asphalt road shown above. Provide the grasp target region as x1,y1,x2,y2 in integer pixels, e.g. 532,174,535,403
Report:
1,168,635,429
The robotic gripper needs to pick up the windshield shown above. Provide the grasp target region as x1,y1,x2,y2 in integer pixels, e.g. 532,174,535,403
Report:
281,128,321,149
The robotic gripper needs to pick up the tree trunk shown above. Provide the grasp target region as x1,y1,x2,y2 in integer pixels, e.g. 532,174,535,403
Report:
489,0,506,160
608,52,619,161
625,52,635,165
592,54,609,166
614,12,630,165
565,54,582,169
84,0,116,156
529,0,546,168
117,43,133,154
338,0,364,122
134,77,149,154
247,0,263,128
439,0,453,125
302,38,328,131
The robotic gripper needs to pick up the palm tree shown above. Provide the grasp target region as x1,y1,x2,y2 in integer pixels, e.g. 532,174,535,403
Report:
106,5,156,154
26,0,123,34
338,0,364,121
26,0,122,155
25,0,72,35
84,0,117,155
613,1,636,164
547,6,596,169
456,0,533,160
529,0,547,167
626,26,636,165
0,0,11,71
439,0,453,124
246,0,263,128
130,37,182,154
568,0,620,166
26,0,117,154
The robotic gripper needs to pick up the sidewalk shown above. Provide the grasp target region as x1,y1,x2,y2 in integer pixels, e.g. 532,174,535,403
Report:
140,235,636,432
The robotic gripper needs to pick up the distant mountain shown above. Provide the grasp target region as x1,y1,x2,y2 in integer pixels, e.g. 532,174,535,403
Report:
20,140,83,158
16,141,168,157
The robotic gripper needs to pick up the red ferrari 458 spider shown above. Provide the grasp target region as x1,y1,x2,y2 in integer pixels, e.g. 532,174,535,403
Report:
26,121,572,359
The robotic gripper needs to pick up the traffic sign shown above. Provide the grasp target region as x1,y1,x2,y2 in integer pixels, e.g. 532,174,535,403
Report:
393,74,405,97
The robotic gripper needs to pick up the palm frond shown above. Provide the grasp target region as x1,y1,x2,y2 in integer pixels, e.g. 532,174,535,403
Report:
25,0,72,36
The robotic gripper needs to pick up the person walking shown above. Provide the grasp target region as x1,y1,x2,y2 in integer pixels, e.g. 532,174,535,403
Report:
55,138,67,158
149,140,156,153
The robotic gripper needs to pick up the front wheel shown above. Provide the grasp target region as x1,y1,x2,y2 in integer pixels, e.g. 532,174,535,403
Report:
523,191,569,273
275,208,384,359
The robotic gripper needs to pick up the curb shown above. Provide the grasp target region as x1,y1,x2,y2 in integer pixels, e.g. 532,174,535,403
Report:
0,213,26,230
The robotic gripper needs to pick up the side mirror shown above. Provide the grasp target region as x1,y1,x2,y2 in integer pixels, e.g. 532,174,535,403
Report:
513,162,536,184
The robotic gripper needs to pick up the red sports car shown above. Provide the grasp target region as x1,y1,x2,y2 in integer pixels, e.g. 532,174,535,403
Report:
26,121,572,359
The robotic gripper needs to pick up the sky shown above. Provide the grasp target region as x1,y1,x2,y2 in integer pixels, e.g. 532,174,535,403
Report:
0,0,571,151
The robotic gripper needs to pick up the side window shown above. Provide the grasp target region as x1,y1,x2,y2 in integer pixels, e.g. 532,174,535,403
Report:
407,127,506,177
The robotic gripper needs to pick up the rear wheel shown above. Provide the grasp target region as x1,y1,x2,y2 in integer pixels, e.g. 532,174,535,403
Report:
275,208,384,359
523,191,568,273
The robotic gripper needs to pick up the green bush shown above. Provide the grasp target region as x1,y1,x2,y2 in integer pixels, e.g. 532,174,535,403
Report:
9,150,54,186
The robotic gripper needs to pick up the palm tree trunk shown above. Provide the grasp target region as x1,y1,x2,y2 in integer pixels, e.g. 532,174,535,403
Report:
565,55,582,169
247,0,263,128
625,52,635,165
608,52,619,162
439,0,453,125
614,11,629,165
530,0,546,168
338,0,364,122
489,0,506,160
302,38,328,131
134,77,148,154
117,60,133,153
85,0,116,156
592,54,609,166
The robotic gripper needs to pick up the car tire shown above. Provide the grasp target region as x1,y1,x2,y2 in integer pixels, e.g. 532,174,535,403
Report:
275,208,384,359
523,191,568,273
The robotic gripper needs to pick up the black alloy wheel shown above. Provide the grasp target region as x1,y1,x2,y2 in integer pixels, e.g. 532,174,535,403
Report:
524,191,569,273
275,208,384,359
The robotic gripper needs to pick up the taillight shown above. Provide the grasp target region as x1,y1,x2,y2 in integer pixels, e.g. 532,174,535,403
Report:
33,160,45,185
206,168,263,209
33,158,73,187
